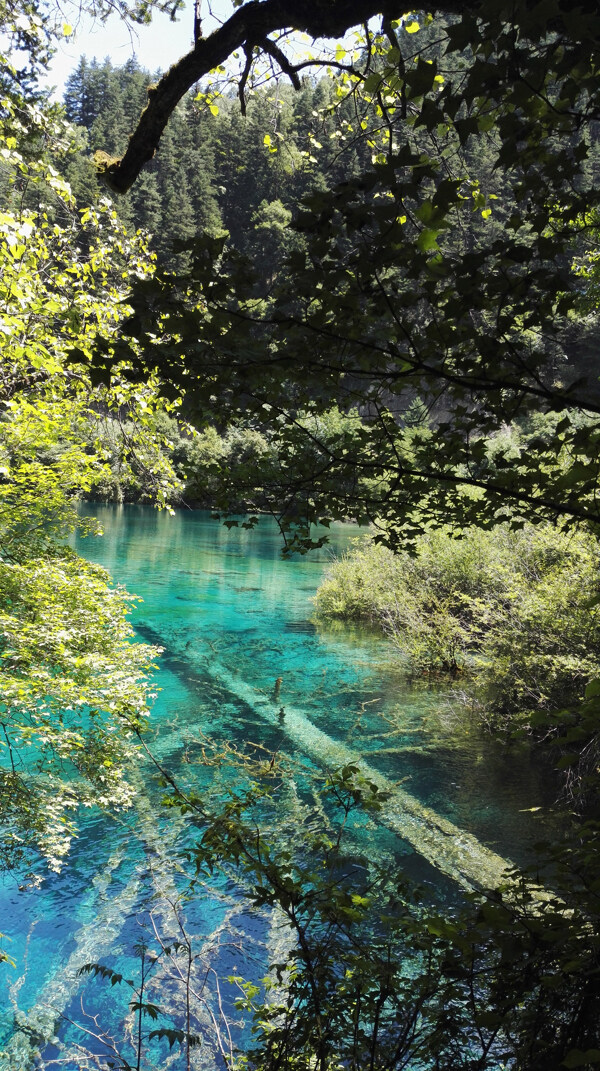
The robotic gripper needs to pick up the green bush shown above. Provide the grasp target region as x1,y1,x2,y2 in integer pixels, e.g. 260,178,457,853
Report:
182,425,275,507
315,525,600,733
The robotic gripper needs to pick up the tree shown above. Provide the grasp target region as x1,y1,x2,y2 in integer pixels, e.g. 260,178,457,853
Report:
0,118,184,886
6,2,600,1066
79,1,600,553
250,198,302,287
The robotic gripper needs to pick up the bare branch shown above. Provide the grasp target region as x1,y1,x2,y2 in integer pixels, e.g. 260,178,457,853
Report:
238,42,253,115
260,36,301,89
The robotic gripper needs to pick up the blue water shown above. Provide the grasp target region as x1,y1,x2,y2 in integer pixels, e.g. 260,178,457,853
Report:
0,506,557,1069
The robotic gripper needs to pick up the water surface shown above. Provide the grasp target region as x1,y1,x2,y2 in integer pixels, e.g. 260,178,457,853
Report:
0,506,557,1069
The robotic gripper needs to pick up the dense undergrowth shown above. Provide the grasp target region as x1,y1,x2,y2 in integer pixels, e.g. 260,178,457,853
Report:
315,524,600,784
83,407,365,513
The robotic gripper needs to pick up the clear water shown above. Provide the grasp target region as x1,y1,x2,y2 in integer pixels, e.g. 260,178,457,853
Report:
0,505,558,1069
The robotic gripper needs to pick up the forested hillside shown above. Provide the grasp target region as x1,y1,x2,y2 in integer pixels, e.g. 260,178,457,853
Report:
54,54,600,521
61,53,600,284
61,57,369,267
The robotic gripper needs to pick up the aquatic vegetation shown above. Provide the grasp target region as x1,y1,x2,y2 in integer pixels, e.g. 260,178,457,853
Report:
315,525,600,745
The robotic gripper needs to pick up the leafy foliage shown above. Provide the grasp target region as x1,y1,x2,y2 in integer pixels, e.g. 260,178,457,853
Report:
0,130,182,877
161,759,600,1071
315,523,600,740
67,5,599,554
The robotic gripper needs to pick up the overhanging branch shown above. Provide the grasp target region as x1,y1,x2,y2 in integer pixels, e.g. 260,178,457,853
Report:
93,0,600,192
97,0,469,193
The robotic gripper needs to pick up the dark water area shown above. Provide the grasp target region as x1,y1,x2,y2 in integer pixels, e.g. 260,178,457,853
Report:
0,505,560,1069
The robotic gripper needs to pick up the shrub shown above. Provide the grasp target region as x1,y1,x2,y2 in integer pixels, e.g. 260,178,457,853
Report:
315,525,600,733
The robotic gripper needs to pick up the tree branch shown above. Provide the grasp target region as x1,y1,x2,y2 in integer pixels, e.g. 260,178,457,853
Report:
238,42,253,116
99,0,421,193
261,36,301,90
94,0,600,192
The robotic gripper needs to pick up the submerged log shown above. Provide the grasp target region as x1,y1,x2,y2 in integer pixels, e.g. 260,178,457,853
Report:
201,656,511,892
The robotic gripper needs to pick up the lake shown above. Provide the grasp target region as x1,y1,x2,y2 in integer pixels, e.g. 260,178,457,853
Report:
0,505,557,1069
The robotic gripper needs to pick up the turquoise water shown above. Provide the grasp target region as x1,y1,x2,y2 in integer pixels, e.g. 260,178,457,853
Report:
0,506,557,1069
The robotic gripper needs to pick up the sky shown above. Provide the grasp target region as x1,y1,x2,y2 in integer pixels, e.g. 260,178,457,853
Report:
44,0,228,98
42,0,356,101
